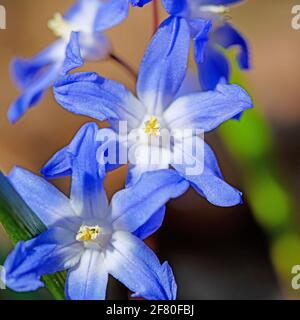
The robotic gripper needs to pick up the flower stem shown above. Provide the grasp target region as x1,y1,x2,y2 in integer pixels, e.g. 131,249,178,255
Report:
152,0,160,35
110,53,137,80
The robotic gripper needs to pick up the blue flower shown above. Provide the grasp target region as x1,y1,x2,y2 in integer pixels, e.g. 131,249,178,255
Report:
3,123,187,300
132,0,250,90
53,16,252,207
8,0,128,124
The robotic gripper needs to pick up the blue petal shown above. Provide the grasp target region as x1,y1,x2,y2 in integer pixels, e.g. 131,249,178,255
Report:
175,71,201,99
4,228,81,292
164,84,252,132
66,249,108,300
162,0,243,16
96,128,127,173
196,0,243,5
79,32,112,61
197,44,229,90
189,18,212,64
133,206,166,240
54,72,146,129
173,142,243,207
8,62,62,123
42,123,108,219
126,160,170,187
161,0,188,16
8,167,79,230
110,170,189,234
105,231,176,300
8,41,64,123
137,16,190,115
131,0,152,7
10,42,64,90
213,22,249,69
62,32,83,75
65,0,103,32
94,0,129,31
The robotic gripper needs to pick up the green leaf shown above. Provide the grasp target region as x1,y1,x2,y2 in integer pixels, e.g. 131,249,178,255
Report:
0,171,65,300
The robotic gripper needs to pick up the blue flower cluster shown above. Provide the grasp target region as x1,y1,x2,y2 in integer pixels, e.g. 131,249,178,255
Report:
3,0,252,300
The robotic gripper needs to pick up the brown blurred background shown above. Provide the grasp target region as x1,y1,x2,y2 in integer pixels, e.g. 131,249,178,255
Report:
0,0,300,299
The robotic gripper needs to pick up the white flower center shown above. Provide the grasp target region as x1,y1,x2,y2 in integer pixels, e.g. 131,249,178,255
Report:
76,225,101,242
48,12,75,41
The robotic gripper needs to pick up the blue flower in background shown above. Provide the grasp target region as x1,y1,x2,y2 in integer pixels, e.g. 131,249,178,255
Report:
53,16,253,207
8,0,129,124
133,0,250,90
3,123,187,300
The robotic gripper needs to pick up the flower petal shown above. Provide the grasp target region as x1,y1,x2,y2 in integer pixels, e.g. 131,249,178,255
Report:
10,42,64,90
66,249,108,300
94,0,129,31
162,0,243,16
62,32,83,75
4,227,81,292
172,142,243,207
65,0,103,33
110,170,189,233
8,61,62,124
137,16,190,115
189,18,212,64
126,144,171,187
198,0,243,5
8,41,64,123
161,0,188,16
42,123,108,219
105,231,176,300
9,167,79,230
197,44,230,90
133,206,166,240
54,72,146,129
96,128,127,173
213,22,249,69
131,0,152,7
164,84,252,132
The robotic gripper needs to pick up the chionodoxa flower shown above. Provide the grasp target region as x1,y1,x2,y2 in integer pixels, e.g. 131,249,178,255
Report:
2,123,189,300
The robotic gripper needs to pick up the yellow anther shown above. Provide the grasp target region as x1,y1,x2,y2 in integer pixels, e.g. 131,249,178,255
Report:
48,12,73,40
144,117,160,136
76,225,101,242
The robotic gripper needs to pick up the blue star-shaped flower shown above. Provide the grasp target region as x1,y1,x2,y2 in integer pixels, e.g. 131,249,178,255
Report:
160,0,250,90
2,123,187,300
53,16,252,207
125,0,250,90
8,0,129,123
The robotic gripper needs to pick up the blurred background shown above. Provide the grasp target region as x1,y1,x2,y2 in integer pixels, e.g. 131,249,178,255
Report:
0,0,300,300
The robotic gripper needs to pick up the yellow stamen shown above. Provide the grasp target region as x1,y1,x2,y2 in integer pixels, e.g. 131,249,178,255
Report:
144,116,160,136
48,12,73,40
76,225,101,242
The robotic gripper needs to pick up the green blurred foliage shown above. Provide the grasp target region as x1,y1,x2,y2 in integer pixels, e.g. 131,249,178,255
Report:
220,50,300,297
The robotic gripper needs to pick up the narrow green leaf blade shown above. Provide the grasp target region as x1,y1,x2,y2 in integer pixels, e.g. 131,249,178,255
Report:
0,171,65,300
